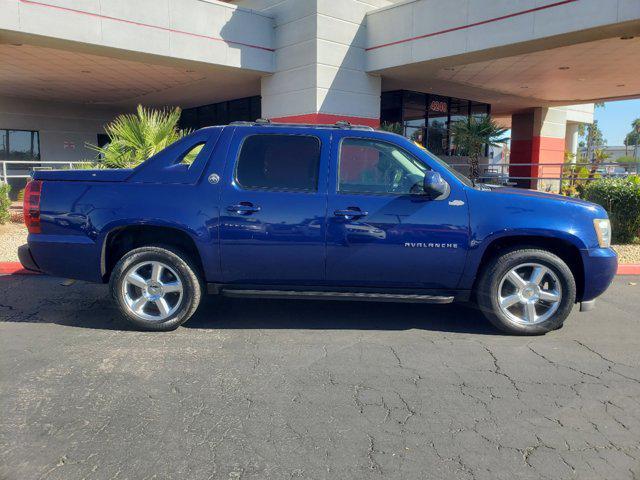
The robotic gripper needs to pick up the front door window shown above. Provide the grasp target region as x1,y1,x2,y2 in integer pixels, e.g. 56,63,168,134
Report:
338,138,428,195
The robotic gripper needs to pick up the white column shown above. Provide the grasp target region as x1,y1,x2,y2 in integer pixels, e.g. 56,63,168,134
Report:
259,0,381,126
565,122,580,161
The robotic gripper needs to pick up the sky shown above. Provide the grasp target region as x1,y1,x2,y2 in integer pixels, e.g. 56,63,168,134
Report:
594,99,640,146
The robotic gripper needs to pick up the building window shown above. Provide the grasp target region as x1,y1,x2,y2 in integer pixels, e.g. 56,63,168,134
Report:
470,101,490,120
380,90,490,157
236,135,320,192
97,133,110,148
180,96,261,130
426,95,449,156
448,98,470,156
380,91,403,125
403,91,427,145
0,129,40,160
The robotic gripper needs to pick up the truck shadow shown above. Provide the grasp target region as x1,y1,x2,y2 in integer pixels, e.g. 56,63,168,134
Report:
184,296,499,335
0,275,498,335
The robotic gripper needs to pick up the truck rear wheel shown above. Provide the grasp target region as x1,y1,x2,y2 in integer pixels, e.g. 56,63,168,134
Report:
109,246,202,331
476,248,576,335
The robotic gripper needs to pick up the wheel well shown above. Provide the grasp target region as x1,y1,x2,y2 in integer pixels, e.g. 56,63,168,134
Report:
475,236,585,301
102,225,204,282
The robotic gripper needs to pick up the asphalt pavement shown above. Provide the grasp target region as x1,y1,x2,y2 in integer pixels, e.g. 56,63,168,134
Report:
1,274,639,480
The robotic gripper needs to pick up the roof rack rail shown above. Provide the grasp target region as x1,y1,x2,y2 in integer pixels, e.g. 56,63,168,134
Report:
229,119,375,131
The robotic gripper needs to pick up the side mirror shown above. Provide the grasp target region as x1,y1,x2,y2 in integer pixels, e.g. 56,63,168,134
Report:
423,171,450,200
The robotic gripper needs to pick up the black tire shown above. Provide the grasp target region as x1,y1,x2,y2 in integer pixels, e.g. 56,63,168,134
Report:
109,246,203,331
476,248,576,335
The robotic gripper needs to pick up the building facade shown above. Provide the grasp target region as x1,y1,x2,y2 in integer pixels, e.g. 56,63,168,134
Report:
1,0,639,193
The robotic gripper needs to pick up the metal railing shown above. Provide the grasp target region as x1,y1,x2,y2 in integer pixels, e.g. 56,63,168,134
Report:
1,160,92,182
445,161,640,187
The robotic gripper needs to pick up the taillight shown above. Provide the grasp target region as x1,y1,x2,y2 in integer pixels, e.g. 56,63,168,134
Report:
23,180,42,234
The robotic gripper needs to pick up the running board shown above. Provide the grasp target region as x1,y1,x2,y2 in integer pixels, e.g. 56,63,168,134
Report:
221,289,455,304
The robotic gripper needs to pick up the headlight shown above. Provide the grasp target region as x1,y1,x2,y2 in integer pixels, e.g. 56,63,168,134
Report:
593,219,611,248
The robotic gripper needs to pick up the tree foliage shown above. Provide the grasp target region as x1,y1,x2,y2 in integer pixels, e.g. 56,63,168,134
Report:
449,116,509,181
561,153,594,197
579,119,606,162
588,148,611,179
624,118,640,158
0,182,11,225
379,122,404,135
88,105,189,169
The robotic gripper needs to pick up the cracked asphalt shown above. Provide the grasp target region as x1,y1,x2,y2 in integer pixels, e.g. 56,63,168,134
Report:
1,274,639,480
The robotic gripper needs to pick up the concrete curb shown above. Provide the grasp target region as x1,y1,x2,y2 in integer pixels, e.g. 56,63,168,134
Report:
1,261,640,276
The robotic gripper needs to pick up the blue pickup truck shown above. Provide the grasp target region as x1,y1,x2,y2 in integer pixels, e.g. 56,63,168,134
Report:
19,121,617,334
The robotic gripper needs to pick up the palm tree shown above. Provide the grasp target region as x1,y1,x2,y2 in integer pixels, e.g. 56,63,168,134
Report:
589,148,611,179
379,122,404,135
88,105,189,168
633,118,640,160
450,116,509,182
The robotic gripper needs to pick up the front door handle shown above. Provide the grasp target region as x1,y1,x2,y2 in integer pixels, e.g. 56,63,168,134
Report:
334,208,368,220
227,202,261,215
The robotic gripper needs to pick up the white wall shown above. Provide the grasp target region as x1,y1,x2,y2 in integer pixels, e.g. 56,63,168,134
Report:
0,96,124,162
366,0,640,71
0,0,275,73
562,104,595,124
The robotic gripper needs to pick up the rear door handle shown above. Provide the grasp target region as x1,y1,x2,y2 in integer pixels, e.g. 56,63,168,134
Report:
227,202,261,215
334,208,368,219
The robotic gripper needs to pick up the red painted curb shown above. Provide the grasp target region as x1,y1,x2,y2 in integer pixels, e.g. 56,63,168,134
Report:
617,264,640,275
0,262,38,276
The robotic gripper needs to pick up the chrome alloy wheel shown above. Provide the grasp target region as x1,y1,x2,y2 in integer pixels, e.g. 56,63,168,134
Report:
497,263,562,325
122,261,183,322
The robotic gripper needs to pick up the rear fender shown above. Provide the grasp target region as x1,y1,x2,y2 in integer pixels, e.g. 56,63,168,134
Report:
97,221,207,281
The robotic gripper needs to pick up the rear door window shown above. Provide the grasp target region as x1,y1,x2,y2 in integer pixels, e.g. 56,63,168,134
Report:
236,135,321,192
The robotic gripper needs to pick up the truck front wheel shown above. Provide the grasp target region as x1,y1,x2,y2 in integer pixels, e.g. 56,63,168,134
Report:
476,248,576,335
109,246,202,331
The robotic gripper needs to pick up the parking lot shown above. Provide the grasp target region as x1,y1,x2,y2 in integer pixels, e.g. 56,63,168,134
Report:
1,274,639,480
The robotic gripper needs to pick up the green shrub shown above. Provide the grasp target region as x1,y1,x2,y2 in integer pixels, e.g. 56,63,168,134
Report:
0,182,11,225
583,176,640,243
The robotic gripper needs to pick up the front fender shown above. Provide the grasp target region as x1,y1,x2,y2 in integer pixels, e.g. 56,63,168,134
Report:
458,186,607,290
458,228,588,290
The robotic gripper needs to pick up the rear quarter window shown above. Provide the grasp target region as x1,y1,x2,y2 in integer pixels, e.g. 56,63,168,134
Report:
127,128,221,184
